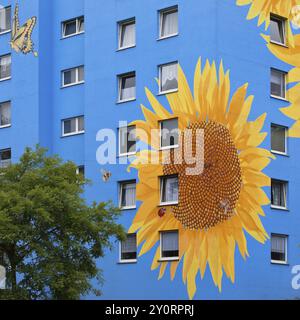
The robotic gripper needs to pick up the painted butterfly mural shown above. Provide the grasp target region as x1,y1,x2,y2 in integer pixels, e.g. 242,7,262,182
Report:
10,3,38,57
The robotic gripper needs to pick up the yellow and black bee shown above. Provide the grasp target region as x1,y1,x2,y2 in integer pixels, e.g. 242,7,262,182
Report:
10,4,38,57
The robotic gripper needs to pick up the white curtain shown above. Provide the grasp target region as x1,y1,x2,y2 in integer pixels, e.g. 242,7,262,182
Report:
122,234,136,253
0,102,11,126
0,55,11,79
271,236,285,254
121,75,136,100
271,125,285,153
272,181,286,207
162,10,178,37
122,183,136,207
121,22,135,48
161,63,178,92
271,70,284,97
162,176,178,203
162,232,178,252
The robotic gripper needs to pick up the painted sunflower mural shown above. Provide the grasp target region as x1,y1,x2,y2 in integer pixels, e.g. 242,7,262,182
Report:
262,34,300,137
128,59,274,299
237,0,300,46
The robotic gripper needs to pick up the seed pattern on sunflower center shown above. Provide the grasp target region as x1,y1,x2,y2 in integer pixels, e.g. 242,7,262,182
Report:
163,120,242,230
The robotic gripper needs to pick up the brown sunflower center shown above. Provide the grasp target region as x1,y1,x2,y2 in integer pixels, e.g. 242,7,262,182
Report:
163,120,242,230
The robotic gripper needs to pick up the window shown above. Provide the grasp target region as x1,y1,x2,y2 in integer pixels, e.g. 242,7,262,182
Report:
119,181,136,209
118,72,136,102
0,6,11,34
271,234,288,264
160,175,179,205
76,165,85,177
271,179,287,209
270,15,286,45
271,69,286,99
160,118,179,149
0,54,11,81
118,19,136,49
0,149,11,168
159,62,178,93
0,101,11,127
159,7,178,39
119,126,136,156
160,231,179,260
62,116,84,137
62,16,84,38
120,234,137,262
62,66,84,87
271,124,287,154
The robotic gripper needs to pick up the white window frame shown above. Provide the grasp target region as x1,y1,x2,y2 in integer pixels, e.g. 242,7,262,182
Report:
0,6,11,35
271,179,288,210
271,234,288,265
270,68,287,100
62,66,84,88
270,14,287,47
0,54,11,82
118,72,136,103
119,180,137,210
62,16,84,39
271,124,288,156
118,18,136,50
159,118,179,151
0,100,11,129
159,6,179,40
118,125,137,157
119,233,137,264
160,230,179,262
158,62,178,95
160,175,179,206
62,116,85,137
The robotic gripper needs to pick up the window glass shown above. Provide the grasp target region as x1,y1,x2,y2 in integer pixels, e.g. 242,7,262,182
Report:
160,63,178,92
0,6,11,33
160,118,179,148
64,20,77,37
271,125,286,153
63,119,76,135
120,21,136,48
120,182,136,208
120,74,136,101
161,175,179,204
271,235,287,262
161,9,178,38
161,231,179,259
63,69,76,86
119,126,136,155
0,55,11,80
78,116,84,132
78,66,84,82
271,69,285,98
271,180,287,208
121,234,137,261
0,102,11,127
270,16,285,44
78,17,84,33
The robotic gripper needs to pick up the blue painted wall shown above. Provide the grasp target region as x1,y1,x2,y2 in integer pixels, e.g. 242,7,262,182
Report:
0,0,300,300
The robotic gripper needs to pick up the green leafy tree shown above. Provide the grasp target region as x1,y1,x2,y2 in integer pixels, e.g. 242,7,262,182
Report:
0,146,125,300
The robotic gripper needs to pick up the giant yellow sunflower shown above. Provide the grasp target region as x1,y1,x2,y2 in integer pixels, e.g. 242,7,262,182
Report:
128,59,274,299
262,33,300,137
237,0,300,46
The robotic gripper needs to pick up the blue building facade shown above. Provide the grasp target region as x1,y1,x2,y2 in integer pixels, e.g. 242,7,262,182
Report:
1,0,300,300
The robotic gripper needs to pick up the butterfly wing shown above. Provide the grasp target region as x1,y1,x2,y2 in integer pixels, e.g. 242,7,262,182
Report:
11,4,20,39
11,17,37,54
